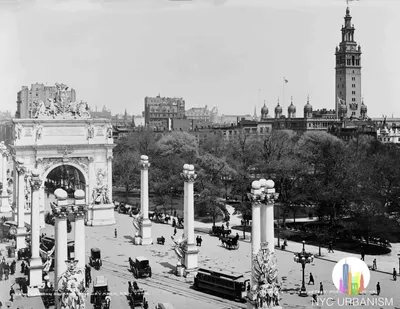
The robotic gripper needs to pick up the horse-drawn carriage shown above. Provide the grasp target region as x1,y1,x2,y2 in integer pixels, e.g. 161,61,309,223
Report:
89,248,102,270
150,212,171,224
17,247,31,260
172,217,184,229
118,202,132,214
129,256,152,278
209,225,231,237
128,281,145,307
90,276,111,309
157,236,165,245
219,234,240,250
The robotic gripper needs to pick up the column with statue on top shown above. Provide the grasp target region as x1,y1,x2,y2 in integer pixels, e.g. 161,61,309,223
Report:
247,179,281,309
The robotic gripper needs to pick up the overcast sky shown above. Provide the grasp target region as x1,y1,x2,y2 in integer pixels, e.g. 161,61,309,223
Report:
0,0,399,117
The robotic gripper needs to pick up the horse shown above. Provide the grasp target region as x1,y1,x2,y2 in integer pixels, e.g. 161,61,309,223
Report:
34,101,47,118
148,213,156,220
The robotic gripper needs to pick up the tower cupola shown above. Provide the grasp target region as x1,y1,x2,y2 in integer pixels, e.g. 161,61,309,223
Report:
274,99,282,118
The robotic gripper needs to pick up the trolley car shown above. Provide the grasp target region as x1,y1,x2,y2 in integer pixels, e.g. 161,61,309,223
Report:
193,268,249,302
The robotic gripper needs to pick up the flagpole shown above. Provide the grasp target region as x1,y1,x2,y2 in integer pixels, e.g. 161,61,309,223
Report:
282,77,285,114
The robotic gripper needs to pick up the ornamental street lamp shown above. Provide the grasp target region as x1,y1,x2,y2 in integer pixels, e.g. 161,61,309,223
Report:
170,187,174,216
293,240,314,297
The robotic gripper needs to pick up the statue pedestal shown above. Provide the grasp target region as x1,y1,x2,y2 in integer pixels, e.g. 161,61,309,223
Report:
140,219,153,245
176,263,184,277
86,203,116,226
16,226,27,250
134,236,141,245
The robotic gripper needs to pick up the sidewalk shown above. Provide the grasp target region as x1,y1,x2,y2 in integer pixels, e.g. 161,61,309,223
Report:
193,204,400,276
0,241,45,309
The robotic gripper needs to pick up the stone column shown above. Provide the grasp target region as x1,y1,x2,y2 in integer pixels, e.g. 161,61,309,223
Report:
73,190,86,271
265,180,278,253
249,180,262,286
139,155,152,245
259,179,267,244
28,169,43,288
53,189,69,309
181,164,198,281
39,187,45,228
107,155,113,203
16,159,27,250
0,149,11,212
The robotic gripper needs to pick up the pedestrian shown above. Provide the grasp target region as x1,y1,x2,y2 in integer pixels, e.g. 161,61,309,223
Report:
10,260,15,275
21,260,25,273
312,294,317,303
393,268,397,281
173,227,177,236
9,286,15,301
173,210,177,217
7,247,11,258
283,238,288,246
319,282,324,295
0,300,2,309
308,272,315,285
328,242,334,253
372,259,377,270
226,221,229,229
196,236,199,246
4,265,9,280
199,236,202,247
0,266,3,281
376,282,380,296
114,228,117,238
361,250,365,261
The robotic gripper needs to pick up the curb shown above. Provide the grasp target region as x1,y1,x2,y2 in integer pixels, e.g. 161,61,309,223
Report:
276,246,394,276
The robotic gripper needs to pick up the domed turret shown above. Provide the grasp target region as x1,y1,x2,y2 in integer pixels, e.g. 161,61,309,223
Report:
260,101,268,121
303,95,313,118
261,102,268,116
288,97,296,119
274,100,282,118
360,99,367,118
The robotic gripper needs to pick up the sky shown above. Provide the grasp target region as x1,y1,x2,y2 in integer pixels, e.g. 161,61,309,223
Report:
0,0,399,117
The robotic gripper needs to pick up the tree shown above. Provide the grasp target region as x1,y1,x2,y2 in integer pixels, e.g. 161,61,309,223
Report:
113,149,141,201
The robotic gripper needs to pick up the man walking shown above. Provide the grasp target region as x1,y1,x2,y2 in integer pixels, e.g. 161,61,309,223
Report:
376,282,380,296
372,259,377,270
173,227,177,236
114,228,117,238
328,242,334,253
393,268,397,281
361,248,365,261
319,282,324,295
308,273,315,285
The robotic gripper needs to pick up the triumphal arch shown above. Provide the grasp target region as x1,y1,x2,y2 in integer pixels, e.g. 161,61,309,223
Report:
10,83,116,247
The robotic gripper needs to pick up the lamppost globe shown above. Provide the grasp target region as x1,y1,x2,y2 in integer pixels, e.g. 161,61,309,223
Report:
294,240,313,297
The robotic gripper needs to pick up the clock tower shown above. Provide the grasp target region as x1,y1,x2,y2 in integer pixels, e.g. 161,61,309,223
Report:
335,6,362,119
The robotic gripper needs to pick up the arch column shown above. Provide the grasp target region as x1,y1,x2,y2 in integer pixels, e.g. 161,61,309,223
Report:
107,155,113,203
16,159,27,250
0,149,11,213
139,155,152,245
28,169,43,289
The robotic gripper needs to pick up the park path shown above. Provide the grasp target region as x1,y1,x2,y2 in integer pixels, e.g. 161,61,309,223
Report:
191,204,400,276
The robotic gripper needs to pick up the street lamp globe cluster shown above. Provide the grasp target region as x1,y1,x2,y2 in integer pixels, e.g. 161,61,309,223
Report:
293,240,314,297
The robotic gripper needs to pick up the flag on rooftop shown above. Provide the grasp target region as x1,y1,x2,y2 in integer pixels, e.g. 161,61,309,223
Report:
284,78,288,83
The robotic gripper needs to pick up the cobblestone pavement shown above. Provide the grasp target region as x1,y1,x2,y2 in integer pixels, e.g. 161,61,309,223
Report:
1,201,400,308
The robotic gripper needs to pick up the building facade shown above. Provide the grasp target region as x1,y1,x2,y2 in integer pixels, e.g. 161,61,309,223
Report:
335,7,363,119
185,105,218,122
144,95,185,129
16,83,76,119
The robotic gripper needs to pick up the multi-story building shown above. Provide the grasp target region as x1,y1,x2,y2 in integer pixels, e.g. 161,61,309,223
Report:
335,7,364,119
16,83,76,118
185,105,218,122
144,95,186,129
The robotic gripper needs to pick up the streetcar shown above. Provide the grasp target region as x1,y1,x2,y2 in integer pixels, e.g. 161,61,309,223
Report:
193,268,249,302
